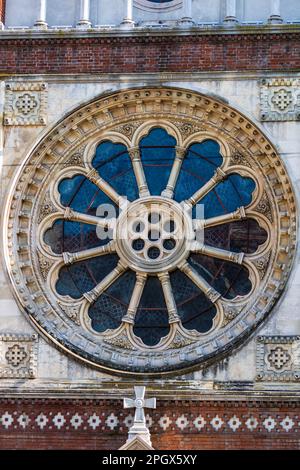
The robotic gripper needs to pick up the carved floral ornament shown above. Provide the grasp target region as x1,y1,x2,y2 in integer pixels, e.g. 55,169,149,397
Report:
3,87,296,376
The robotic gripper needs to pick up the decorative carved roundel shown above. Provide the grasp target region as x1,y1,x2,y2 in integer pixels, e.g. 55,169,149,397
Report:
4,87,296,376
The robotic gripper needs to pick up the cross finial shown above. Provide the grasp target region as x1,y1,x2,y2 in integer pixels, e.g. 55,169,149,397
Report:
123,386,156,445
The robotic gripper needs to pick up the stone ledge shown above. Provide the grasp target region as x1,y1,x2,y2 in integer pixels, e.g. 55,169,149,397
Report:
0,23,300,40
0,381,300,402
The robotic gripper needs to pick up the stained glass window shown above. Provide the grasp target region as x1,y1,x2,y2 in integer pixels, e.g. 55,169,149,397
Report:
8,86,296,376
44,127,267,347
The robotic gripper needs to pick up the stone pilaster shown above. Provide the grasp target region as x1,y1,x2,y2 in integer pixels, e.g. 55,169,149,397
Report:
34,0,47,29
121,0,135,28
224,0,238,24
268,0,283,24
77,0,91,28
178,0,195,26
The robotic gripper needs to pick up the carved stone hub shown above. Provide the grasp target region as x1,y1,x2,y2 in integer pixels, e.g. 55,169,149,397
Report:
115,197,193,274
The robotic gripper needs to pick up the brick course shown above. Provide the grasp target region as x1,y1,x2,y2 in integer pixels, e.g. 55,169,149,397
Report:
0,33,299,75
0,398,299,450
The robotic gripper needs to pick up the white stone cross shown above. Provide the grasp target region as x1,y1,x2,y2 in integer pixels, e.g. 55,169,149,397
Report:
123,386,156,444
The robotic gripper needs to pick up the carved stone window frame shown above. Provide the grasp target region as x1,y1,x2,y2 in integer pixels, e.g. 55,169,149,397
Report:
3,87,296,377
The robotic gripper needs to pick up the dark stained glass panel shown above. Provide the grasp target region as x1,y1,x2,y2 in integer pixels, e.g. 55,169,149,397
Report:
140,127,176,196
133,277,170,346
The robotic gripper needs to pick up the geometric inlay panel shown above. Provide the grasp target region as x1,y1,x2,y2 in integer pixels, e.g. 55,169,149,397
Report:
3,82,48,126
256,336,300,382
0,334,38,378
260,78,300,122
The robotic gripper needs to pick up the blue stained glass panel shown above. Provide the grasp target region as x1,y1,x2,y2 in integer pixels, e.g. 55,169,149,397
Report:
44,220,108,255
174,140,223,202
92,141,139,202
133,277,170,346
189,253,252,299
44,219,64,254
196,174,256,219
89,270,136,333
58,174,118,216
55,269,82,300
56,254,119,298
170,270,217,333
140,128,176,196
204,219,268,254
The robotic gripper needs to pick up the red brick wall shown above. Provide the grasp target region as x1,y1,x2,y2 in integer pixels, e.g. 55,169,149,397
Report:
0,0,5,24
0,398,299,450
0,33,300,75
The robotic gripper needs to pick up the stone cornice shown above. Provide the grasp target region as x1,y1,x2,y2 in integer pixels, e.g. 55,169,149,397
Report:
0,23,300,41
1,71,300,82
0,381,300,402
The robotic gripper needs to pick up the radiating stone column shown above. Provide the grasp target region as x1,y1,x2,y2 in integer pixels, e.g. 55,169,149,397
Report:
179,0,194,26
268,0,283,24
34,0,48,29
77,0,92,28
224,0,238,24
121,0,135,28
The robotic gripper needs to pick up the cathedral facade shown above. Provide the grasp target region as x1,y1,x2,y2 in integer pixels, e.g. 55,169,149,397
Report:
0,0,300,450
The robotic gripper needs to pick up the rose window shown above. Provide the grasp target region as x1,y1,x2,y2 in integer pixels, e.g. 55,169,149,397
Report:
5,88,296,375
43,127,267,348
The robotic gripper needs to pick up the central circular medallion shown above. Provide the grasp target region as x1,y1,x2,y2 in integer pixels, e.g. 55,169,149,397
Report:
135,399,144,408
115,196,193,274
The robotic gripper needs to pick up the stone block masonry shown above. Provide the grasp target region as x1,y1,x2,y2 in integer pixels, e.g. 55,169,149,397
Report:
0,32,300,75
